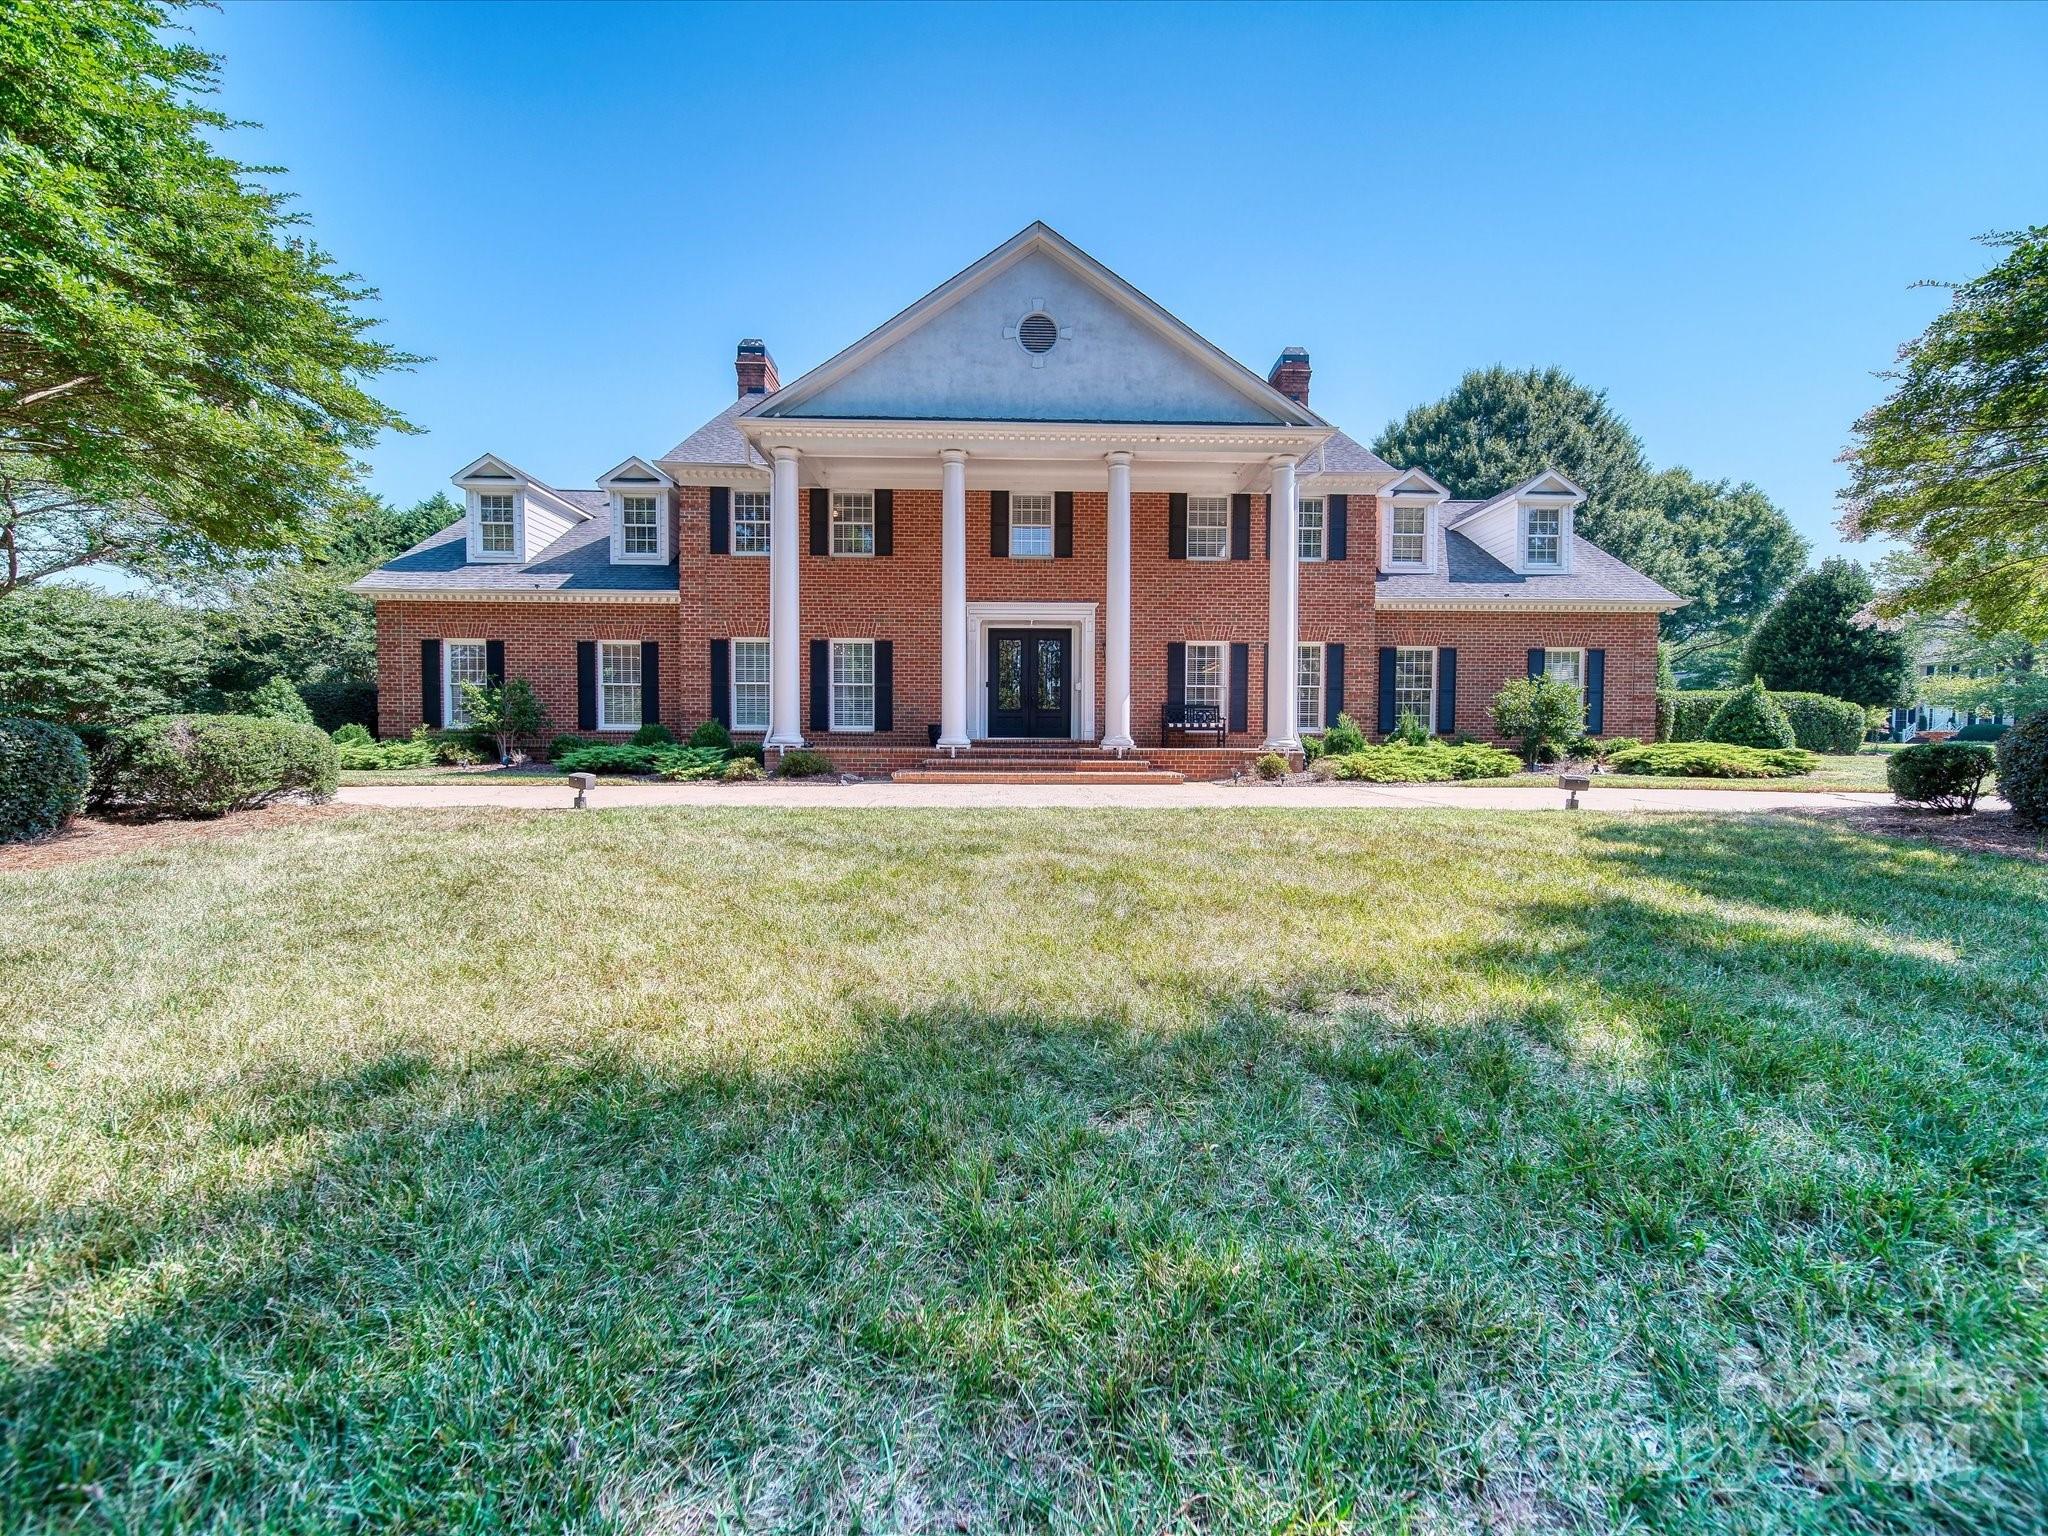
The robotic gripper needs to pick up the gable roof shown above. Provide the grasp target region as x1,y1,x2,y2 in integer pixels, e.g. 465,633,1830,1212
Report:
1377,521,1685,609
741,222,1329,429
662,397,766,469
351,492,679,597
1446,469,1587,525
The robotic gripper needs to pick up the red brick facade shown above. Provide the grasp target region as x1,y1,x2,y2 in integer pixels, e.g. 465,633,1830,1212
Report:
377,484,1662,773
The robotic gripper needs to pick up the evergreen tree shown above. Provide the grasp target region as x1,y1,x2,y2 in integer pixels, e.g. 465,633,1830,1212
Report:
1741,560,1911,707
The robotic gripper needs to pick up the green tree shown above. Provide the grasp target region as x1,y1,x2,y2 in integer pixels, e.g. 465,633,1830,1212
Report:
1645,468,1808,680
0,0,418,592
1741,559,1911,707
1840,226,2048,639
0,582,208,724
1490,676,1584,764
457,678,551,764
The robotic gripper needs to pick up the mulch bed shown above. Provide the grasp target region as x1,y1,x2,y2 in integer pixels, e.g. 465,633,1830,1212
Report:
0,802,363,874
1806,805,2048,864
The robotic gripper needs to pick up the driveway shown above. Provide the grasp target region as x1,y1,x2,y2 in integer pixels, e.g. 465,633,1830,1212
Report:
338,781,1910,813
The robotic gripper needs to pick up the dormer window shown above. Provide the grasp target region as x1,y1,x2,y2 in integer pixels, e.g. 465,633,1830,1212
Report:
1525,505,1563,569
619,496,660,557
478,494,516,555
1388,505,1428,567
597,458,675,564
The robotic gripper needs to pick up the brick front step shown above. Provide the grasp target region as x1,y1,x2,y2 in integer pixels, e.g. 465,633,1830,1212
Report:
913,756,1162,773
890,768,1186,785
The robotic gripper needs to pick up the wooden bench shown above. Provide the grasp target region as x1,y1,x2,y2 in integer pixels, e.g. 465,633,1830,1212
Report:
1163,701,1226,747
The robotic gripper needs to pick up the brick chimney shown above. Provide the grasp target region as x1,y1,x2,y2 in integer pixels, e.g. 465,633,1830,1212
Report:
735,338,779,399
1267,347,1310,406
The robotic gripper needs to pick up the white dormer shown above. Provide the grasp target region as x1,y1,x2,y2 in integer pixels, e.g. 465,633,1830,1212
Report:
1377,467,1449,575
598,456,675,565
1449,470,1585,575
451,454,590,563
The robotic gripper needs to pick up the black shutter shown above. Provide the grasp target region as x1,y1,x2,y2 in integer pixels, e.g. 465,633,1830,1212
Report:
1586,648,1606,733
709,639,730,727
1328,494,1348,561
809,488,829,556
874,640,893,732
1325,643,1345,727
1054,491,1073,558
875,489,893,556
1229,642,1250,733
1166,642,1186,711
1168,493,1187,559
421,639,443,729
577,641,597,731
990,491,1009,557
1528,648,1545,681
1437,648,1458,735
1230,494,1252,561
485,640,505,687
1378,647,1397,734
708,487,730,555
641,641,660,729
809,639,828,732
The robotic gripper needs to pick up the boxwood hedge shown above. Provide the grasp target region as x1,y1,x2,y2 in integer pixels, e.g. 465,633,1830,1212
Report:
1669,688,1865,754
1887,742,1995,813
0,717,91,843
1997,712,2048,829
98,714,338,819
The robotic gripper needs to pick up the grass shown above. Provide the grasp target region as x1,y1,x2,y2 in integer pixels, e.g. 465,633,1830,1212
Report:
3,807,2045,1532
1467,750,1895,794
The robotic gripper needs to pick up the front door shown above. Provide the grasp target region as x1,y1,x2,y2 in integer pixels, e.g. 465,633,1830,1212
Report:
986,628,1071,738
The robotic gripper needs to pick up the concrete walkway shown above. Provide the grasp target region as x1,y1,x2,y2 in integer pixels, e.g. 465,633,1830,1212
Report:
338,780,1905,813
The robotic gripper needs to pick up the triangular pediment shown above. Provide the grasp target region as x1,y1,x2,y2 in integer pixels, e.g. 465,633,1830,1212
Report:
746,223,1324,428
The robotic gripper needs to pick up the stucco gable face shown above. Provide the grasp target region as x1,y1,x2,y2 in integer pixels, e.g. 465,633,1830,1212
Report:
768,249,1292,426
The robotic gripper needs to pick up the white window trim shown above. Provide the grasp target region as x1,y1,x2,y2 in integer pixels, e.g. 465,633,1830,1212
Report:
830,491,876,559
1184,640,1227,718
1518,498,1572,574
443,638,488,727
1380,499,1437,573
1543,646,1588,701
731,489,772,558
1296,498,1327,563
467,490,523,563
1185,496,1230,562
1393,646,1437,733
595,639,644,733
730,638,771,733
1008,492,1055,560
609,489,668,565
1297,642,1325,733
829,638,877,733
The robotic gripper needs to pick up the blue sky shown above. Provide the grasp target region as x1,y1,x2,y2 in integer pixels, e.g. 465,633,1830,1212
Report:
190,0,2048,563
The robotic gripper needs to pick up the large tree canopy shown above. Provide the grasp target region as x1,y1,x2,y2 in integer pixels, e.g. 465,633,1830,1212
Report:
1741,559,1911,708
0,0,417,591
1841,226,2048,640
0,580,209,724
1646,468,1809,683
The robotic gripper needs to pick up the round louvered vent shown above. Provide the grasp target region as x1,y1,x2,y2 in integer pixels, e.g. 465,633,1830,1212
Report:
1017,313,1058,355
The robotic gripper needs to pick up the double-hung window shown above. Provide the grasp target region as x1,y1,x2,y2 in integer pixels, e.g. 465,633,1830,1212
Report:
445,639,490,726
1389,505,1428,567
1186,496,1229,560
1297,498,1326,561
1009,493,1054,559
477,494,516,555
1297,644,1324,732
1525,505,1563,568
733,490,771,555
831,492,875,556
731,639,771,732
1393,647,1436,731
830,640,875,731
1184,642,1224,716
598,641,643,731
1543,647,1585,700
619,495,660,557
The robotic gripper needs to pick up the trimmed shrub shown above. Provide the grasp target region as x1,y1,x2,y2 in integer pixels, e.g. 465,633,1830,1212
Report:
1324,742,1521,783
1704,680,1797,749
554,744,664,775
1606,741,1816,779
297,679,377,734
1321,713,1367,756
720,756,763,782
689,719,734,750
654,747,729,782
1256,752,1287,780
547,735,587,763
775,749,834,778
730,742,765,765
427,729,488,766
1997,712,2048,829
1952,719,2009,743
1301,733,1327,763
0,717,91,843
243,675,315,725
631,722,678,748
1887,742,1995,813
1388,712,1432,747
331,722,374,746
1491,677,1583,764
334,731,434,771
1671,688,1864,753
99,714,337,818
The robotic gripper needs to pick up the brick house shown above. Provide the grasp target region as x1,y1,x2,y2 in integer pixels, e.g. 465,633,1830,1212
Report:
357,223,1682,780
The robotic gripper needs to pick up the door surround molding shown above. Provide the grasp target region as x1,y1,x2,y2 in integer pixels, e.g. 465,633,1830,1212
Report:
966,600,1097,741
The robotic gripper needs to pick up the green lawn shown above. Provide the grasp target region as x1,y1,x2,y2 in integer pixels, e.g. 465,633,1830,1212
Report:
3,808,2045,1532
1469,750,1895,794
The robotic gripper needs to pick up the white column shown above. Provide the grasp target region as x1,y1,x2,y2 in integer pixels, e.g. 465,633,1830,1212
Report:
766,446,804,748
938,449,970,750
1102,451,1135,751
1264,456,1301,751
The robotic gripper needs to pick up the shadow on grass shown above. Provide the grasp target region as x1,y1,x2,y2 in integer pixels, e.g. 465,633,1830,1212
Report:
4,815,2046,1532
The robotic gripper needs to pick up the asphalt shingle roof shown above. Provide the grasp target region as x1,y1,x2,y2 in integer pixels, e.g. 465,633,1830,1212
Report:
354,491,680,595
661,397,766,467
1375,523,1685,607
1296,428,1395,478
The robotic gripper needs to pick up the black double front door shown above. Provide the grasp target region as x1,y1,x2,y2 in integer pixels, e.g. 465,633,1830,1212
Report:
987,628,1071,738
